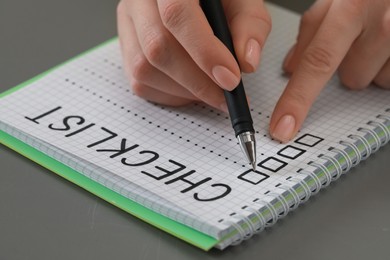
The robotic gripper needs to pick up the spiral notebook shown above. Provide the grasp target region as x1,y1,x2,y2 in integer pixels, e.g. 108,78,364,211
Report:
0,4,389,250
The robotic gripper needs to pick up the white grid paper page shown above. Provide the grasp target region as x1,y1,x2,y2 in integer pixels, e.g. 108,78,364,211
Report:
0,4,389,237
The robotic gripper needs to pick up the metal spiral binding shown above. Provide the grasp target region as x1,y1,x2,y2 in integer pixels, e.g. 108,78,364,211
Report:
279,184,301,210
349,134,372,160
243,205,266,233
358,127,381,153
226,191,292,245
369,120,390,145
300,169,322,194
256,199,278,227
309,161,332,187
340,140,362,167
309,112,389,186
225,217,246,246
227,203,272,245
329,146,352,173
223,111,389,247
290,176,312,203
268,191,290,218
319,154,343,180
225,180,313,246
237,214,257,241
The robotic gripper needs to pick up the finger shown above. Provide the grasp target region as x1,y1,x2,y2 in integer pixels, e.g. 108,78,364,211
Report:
129,0,227,110
283,0,332,74
132,82,195,106
222,0,271,73
117,8,197,100
157,0,241,90
270,2,364,142
117,1,136,81
374,58,390,89
338,10,390,89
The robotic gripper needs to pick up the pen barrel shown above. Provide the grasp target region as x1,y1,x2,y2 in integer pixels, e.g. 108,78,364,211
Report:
201,0,254,136
200,0,235,54
224,85,254,136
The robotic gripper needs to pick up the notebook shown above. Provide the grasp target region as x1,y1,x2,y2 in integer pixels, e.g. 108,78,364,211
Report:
0,3,389,251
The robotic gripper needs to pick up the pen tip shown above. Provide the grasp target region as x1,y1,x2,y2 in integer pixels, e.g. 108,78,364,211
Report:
237,131,257,170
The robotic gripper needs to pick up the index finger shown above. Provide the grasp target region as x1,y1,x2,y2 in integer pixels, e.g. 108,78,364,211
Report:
270,2,364,142
157,0,241,90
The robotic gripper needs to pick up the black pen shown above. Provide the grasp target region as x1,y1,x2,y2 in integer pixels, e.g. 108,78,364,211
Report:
200,0,257,170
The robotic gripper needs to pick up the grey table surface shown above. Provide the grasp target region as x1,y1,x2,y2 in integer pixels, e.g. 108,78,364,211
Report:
1,1,389,259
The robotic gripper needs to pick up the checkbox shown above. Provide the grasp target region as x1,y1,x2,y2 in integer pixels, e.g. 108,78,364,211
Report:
238,170,269,185
295,133,324,147
277,145,306,159
258,157,287,172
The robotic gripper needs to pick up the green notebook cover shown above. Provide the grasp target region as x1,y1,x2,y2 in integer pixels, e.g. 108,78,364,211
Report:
0,38,218,251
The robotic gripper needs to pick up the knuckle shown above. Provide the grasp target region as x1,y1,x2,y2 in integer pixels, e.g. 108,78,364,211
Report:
130,55,151,82
232,10,272,29
190,83,209,100
301,10,319,27
341,0,366,17
262,12,272,28
131,81,147,98
116,1,124,16
380,12,390,39
338,66,370,90
116,0,131,17
116,1,128,17
301,46,334,75
286,88,312,108
339,74,367,90
160,0,186,30
230,12,272,47
143,32,169,66
374,75,390,89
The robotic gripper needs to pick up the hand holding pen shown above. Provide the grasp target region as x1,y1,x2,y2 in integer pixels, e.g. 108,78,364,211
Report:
117,0,390,144
117,0,270,167
117,0,271,110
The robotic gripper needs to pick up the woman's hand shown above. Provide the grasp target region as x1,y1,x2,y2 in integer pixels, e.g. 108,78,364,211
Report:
117,0,271,111
270,0,390,142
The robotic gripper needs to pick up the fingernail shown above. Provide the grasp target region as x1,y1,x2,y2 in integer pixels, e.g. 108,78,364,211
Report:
283,44,296,72
212,66,240,91
245,39,261,71
272,114,296,142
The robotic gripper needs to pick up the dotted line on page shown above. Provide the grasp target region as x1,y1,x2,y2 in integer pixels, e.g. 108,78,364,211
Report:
85,62,273,143
64,78,249,167
101,59,268,120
